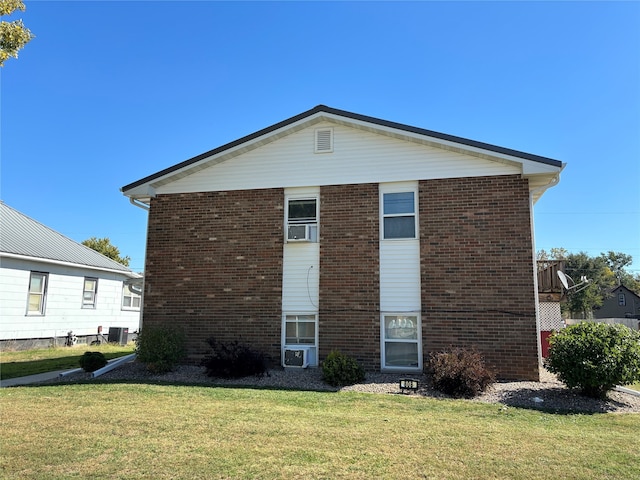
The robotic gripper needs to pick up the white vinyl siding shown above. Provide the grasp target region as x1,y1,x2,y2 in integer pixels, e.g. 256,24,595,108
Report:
379,181,422,371
0,256,140,340
157,122,521,195
282,187,320,366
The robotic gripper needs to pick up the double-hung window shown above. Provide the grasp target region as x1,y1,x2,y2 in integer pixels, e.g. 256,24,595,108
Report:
618,293,626,306
284,314,317,345
122,283,141,310
381,314,421,369
27,272,48,315
82,277,98,308
286,197,318,242
382,191,416,239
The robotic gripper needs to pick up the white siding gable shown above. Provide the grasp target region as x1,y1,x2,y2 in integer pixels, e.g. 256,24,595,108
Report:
157,122,520,195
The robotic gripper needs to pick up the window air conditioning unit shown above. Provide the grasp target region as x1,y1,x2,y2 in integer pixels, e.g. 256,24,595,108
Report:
283,347,310,368
287,224,311,242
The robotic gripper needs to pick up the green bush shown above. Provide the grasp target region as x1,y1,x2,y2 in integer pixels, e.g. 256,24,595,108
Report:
428,347,495,398
79,351,107,372
545,322,640,399
321,350,365,387
135,325,186,374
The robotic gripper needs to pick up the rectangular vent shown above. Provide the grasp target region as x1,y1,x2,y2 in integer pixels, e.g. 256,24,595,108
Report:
315,128,333,153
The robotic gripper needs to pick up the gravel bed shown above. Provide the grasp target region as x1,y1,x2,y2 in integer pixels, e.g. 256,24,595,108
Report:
51,361,640,414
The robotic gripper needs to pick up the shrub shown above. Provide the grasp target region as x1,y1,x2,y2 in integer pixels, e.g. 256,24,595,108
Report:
201,338,268,379
135,325,186,374
428,347,495,398
321,350,366,387
545,322,640,399
79,351,107,372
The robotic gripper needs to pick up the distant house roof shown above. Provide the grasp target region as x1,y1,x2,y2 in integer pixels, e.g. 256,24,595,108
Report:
0,202,139,277
121,105,565,201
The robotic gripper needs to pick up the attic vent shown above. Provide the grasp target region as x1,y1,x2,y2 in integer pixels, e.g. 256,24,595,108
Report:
315,128,333,153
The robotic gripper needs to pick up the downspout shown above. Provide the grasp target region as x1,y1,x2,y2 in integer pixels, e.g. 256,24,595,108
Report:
127,196,150,333
529,175,561,377
129,197,150,211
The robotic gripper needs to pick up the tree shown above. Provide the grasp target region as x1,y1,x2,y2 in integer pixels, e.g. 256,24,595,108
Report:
0,0,34,67
82,237,131,267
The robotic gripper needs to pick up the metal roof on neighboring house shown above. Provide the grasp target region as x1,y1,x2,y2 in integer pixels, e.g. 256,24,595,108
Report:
0,202,137,276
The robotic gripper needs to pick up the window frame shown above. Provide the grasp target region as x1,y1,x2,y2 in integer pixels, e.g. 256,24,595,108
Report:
122,283,142,311
380,313,422,371
618,293,626,307
26,271,48,316
283,313,318,346
285,195,319,243
380,188,418,240
82,277,98,309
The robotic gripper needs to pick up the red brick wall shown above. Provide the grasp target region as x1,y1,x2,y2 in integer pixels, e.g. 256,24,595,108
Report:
142,176,539,380
419,175,539,380
318,184,380,369
143,189,284,363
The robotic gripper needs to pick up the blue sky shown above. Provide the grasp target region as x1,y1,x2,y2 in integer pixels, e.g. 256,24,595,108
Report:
2,1,639,274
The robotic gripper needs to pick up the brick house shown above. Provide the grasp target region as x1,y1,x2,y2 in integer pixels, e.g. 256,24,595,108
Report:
121,105,564,380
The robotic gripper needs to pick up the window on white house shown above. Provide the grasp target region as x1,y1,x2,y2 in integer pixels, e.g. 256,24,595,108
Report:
27,272,48,315
82,278,98,308
618,293,626,306
382,191,416,239
122,283,142,310
286,197,318,242
284,314,317,345
381,314,421,370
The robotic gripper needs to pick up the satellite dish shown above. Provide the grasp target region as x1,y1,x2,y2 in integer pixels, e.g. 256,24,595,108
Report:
557,270,590,293
557,270,570,290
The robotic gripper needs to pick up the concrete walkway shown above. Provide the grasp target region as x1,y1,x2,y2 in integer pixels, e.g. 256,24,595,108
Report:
1,354,136,388
0,369,71,387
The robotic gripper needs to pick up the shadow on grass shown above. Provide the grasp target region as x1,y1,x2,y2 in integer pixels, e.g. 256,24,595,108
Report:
0,352,133,380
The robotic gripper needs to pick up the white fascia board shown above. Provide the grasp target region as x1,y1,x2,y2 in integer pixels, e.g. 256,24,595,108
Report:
321,111,562,174
0,252,142,278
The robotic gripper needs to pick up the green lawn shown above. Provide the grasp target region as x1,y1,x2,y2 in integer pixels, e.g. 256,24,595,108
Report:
1,383,638,479
0,344,135,380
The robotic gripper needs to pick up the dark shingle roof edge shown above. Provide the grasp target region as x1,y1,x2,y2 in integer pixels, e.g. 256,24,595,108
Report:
121,104,563,193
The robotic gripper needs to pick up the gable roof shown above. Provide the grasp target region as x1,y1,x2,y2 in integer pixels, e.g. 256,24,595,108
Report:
609,284,640,301
0,202,139,277
121,105,564,200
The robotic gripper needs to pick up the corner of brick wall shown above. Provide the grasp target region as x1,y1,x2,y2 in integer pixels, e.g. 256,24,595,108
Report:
419,176,539,381
142,189,284,364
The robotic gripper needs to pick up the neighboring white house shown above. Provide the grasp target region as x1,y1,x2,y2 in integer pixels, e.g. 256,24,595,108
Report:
0,202,142,347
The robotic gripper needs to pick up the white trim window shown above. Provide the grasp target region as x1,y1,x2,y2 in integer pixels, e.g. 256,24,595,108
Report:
122,283,142,310
27,272,48,315
286,196,318,242
381,314,422,370
284,314,317,345
381,190,417,239
82,277,98,308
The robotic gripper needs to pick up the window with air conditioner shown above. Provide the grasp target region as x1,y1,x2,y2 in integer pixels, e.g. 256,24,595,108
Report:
283,314,318,367
286,197,318,242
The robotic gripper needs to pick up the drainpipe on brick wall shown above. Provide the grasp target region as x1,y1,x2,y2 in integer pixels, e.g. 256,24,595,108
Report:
128,197,150,333
529,175,561,375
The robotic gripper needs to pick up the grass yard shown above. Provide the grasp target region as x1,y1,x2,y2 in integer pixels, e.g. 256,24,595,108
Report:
0,344,136,380
1,383,639,479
